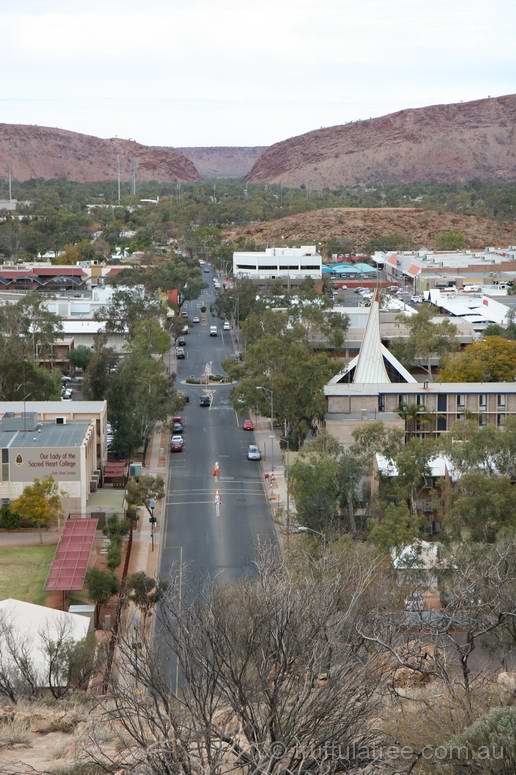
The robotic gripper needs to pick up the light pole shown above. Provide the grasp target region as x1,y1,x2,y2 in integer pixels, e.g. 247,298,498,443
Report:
147,498,156,552
257,385,274,473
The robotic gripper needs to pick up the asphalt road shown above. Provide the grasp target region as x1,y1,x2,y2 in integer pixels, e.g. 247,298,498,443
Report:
158,267,276,683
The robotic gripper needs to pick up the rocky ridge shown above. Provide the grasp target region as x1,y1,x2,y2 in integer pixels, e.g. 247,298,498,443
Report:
0,124,200,183
246,94,516,189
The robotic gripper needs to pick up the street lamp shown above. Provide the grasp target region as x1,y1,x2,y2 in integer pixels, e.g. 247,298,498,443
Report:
147,498,157,552
256,386,274,473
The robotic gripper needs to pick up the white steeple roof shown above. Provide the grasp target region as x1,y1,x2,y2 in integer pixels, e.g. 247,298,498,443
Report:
328,291,417,385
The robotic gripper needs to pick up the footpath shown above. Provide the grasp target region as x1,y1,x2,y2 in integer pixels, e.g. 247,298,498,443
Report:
250,413,297,540
127,421,170,579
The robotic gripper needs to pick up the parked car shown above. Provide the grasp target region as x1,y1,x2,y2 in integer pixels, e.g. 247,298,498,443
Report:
175,347,185,359
181,325,189,335
177,336,186,346
172,421,184,434
410,295,423,304
242,420,254,431
199,394,211,407
247,444,261,461
223,321,231,331
170,434,184,453
177,391,189,404
62,388,73,399
180,310,189,318
209,325,218,337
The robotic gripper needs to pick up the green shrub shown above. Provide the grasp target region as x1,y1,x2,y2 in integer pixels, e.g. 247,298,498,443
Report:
106,537,122,570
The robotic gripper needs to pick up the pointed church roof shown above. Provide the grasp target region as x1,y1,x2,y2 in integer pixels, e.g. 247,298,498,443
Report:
353,290,390,383
328,290,417,385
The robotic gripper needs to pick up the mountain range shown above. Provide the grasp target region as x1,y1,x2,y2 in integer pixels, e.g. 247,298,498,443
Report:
1,94,516,187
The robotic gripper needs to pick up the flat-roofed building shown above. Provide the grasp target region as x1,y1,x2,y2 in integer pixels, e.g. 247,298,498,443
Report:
233,246,322,281
0,414,97,514
0,401,108,469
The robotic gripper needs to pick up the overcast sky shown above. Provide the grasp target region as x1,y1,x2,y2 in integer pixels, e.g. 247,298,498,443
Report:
2,0,516,147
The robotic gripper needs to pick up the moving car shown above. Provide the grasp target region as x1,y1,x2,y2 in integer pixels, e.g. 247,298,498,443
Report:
242,419,254,431
223,321,230,331
247,444,261,461
170,434,184,453
209,325,218,337
203,266,210,273
175,346,185,359
199,394,211,407
192,316,200,324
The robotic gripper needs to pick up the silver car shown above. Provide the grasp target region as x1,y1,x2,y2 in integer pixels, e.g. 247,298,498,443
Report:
247,444,261,461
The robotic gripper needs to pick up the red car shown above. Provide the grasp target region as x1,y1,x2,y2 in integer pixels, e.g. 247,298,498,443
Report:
242,420,254,431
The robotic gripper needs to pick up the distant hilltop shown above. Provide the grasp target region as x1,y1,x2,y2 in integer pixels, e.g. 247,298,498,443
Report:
246,93,516,189
0,124,200,183
174,147,266,179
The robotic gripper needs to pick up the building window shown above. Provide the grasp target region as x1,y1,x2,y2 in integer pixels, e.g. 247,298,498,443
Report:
1,448,8,482
236,264,256,270
479,414,487,427
258,265,278,271
437,394,447,412
378,394,385,412
416,394,424,406
457,414,465,422
437,416,447,431
498,414,506,427
303,265,321,270
497,394,507,408
398,395,404,409
479,394,487,411
456,394,465,409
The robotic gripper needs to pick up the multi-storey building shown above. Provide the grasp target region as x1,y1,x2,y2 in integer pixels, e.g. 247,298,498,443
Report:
324,291,516,444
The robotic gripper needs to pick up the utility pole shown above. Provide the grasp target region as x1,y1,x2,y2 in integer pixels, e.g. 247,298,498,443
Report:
284,419,290,546
8,165,12,202
131,158,137,196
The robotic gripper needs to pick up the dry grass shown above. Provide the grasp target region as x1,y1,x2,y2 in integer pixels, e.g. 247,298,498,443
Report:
0,717,32,747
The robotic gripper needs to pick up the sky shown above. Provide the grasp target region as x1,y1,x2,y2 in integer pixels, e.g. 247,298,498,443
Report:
2,0,516,147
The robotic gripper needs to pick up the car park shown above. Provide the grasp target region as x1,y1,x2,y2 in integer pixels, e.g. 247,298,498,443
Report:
199,394,211,407
175,346,185,359
223,321,230,331
209,325,217,336
242,419,254,431
247,444,261,461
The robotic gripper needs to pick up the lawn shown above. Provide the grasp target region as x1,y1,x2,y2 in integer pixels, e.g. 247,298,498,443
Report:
0,545,55,605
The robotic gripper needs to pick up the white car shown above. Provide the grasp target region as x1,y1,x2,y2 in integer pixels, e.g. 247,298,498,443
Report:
247,444,261,461
192,316,200,324
209,325,218,337
410,295,423,304
223,321,230,331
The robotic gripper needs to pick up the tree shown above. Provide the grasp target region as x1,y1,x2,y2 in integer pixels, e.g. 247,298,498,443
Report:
11,477,63,542
435,229,466,250
369,502,419,553
92,550,387,774
290,455,339,532
449,472,516,542
85,568,120,629
440,336,516,381
390,304,458,378
67,345,93,371
97,289,163,336
82,341,118,400
125,571,168,630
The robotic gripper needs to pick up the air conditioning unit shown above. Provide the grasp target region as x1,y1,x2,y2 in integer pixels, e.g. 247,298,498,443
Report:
55,417,67,425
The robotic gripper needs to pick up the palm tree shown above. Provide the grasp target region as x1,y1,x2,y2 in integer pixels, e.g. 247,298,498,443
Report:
398,403,434,435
